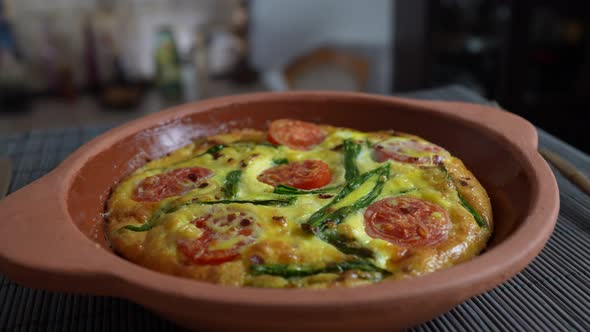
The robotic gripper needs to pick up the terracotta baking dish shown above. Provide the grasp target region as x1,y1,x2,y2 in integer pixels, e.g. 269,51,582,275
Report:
0,92,559,331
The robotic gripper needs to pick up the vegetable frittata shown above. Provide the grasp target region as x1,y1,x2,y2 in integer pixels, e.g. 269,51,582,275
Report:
106,119,492,288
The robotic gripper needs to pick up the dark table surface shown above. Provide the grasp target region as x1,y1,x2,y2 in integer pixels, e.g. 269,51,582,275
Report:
1,86,589,331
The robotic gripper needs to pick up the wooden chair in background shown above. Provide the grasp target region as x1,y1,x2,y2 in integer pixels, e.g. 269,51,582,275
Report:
281,48,370,92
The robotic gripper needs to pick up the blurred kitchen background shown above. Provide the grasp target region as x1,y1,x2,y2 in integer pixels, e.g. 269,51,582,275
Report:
0,0,589,152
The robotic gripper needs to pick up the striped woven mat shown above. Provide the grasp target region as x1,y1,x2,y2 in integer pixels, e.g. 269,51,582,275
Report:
1,86,589,331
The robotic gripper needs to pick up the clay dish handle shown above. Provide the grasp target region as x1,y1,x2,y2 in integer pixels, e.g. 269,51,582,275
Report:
0,170,115,293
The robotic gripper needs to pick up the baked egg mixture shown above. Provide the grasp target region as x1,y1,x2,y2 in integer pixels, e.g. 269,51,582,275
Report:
106,119,492,288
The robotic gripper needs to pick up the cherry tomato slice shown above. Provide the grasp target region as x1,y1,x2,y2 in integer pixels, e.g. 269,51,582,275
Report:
177,211,260,265
364,196,451,248
133,167,212,202
373,139,447,165
257,160,331,190
268,119,326,150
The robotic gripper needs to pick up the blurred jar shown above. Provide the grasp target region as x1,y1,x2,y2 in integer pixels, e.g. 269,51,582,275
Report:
182,25,209,102
154,26,182,100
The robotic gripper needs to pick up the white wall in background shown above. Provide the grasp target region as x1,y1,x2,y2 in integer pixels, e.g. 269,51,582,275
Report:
250,0,393,93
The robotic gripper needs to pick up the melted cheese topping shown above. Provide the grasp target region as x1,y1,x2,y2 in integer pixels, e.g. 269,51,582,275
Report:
107,126,492,288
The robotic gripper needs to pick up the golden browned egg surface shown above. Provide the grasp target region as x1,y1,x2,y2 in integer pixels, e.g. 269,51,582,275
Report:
106,119,492,288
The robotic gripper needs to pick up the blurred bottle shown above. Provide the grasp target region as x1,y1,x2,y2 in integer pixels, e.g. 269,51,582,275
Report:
182,25,209,102
94,2,119,89
181,51,198,102
0,0,32,111
83,14,100,93
46,16,77,102
38,14,63,97
56,62,77,102
154,26,183,100
207,1,257,84
0,0,17,72
228,0,258,84
0,0,18,58
207,27,241,80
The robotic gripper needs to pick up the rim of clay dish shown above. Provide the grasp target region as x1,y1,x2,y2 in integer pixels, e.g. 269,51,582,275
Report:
6,92,561,308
